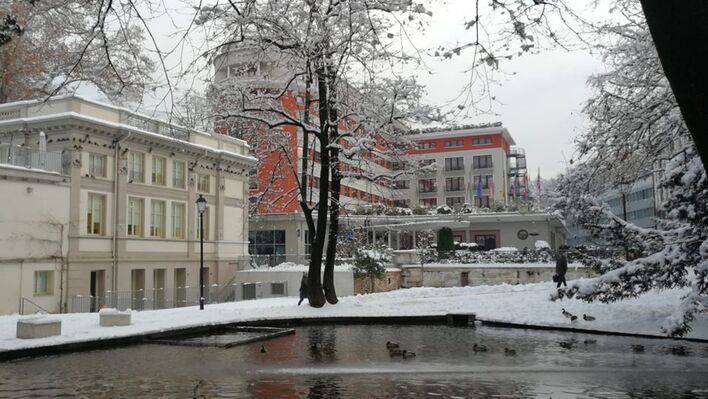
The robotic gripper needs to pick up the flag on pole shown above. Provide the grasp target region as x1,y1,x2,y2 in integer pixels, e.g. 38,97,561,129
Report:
489,177,495,201
476,175,483,199
536,168,541,195
536,168,542,209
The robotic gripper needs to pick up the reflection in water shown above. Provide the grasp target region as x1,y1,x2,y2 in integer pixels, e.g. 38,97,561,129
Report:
0,324,707,398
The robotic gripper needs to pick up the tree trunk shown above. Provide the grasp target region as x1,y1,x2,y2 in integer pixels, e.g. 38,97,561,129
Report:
306,59,330,308
323,63,340,305
299,64,319,305
640,1,708,167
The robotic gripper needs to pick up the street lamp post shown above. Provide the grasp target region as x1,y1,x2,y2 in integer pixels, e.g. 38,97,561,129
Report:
196,195,207,310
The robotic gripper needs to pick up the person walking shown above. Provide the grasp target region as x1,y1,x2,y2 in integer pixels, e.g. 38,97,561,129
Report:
555,253,568,288
298,273,308,306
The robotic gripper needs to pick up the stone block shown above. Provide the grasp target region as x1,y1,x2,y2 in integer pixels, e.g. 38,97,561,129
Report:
99,309,131,327
16,317,61,339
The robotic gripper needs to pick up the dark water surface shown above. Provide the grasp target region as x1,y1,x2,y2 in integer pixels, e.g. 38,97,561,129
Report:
1,324,707,398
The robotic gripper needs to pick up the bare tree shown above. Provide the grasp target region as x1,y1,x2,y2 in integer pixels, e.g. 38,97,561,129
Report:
199,0,435,306
0,0,155,104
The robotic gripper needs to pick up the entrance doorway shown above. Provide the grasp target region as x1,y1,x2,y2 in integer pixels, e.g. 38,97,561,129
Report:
460,271,469,287
174,268,186,307
153,269,166,309
131,269,145,310
90,270,105,312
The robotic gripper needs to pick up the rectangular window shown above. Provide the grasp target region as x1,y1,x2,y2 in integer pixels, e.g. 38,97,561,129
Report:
173,160,186,189
445,177,465,192
444,157,464,171
150,200,166,238
446,197,465,207
88,153,106,177
393,199,410,208
34,271,54,295
127,197,144,237
196,206,209,240
474,234,496,250
473,155,493,169
417,141,437,149
472,137,493,145
393,180,410,189
249,168,258,190
418,178,437,193
444,139,464,147
392,161,408,171
420,159,436,168
474,196,491,208
197,174,210,193
305,230,313,255
128,152,145,183
152,156,166,185
474,175,493,189
420,198,437,208
87,193,105,235
249,230,287,262
172,202,185,239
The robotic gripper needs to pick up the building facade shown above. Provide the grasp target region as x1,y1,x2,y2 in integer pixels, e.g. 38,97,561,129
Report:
566,174,658,247
212,47,546,265
0,96,255,314
396,126,529,210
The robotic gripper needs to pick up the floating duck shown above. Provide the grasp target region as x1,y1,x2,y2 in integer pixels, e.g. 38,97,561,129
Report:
386,341,400,349
583,314,596,321
559,341,573,350
473,343,488,353
260,345,267,353
402,350,416,359
631,344,645,353
670,345,689,356
562,308,575,319
570,315,578,322
504,348,517,356
389,348,404,357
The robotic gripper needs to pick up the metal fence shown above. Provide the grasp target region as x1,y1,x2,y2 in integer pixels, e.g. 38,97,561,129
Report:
69,281,289,313
247,254,352,268
0,144,67,174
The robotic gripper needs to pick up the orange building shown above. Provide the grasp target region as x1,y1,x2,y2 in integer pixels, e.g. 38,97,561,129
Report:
212,49,531,264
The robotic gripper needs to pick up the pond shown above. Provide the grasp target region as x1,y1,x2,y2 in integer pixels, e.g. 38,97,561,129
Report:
1,324,707,398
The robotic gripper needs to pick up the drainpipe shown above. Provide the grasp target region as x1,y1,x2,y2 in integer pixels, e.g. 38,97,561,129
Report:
112,132,132,294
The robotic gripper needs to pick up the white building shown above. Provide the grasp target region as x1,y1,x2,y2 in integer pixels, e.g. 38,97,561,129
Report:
0,96,256,314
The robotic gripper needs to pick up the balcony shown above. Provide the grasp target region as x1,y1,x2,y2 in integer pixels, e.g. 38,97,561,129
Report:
0,144,68,175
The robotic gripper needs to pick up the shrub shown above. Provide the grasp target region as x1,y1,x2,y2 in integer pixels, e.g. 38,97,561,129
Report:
437,227,455,254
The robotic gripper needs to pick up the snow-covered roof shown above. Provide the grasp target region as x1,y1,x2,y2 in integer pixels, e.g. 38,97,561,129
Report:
0,105,257,166
405,126,516,146
0,94,248,146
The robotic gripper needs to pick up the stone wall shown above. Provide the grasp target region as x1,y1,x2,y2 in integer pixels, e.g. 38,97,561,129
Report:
402,265,594,288
354,270,401,294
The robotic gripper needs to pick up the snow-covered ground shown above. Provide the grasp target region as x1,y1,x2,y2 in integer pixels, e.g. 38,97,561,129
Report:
1,280,706,353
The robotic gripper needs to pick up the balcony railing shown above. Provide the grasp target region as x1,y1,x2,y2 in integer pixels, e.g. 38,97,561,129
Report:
0,144,68,175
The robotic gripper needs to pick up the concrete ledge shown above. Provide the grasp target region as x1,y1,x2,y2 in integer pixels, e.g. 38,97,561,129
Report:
447,313,477,326
16,318,61,339
99,309,131,327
